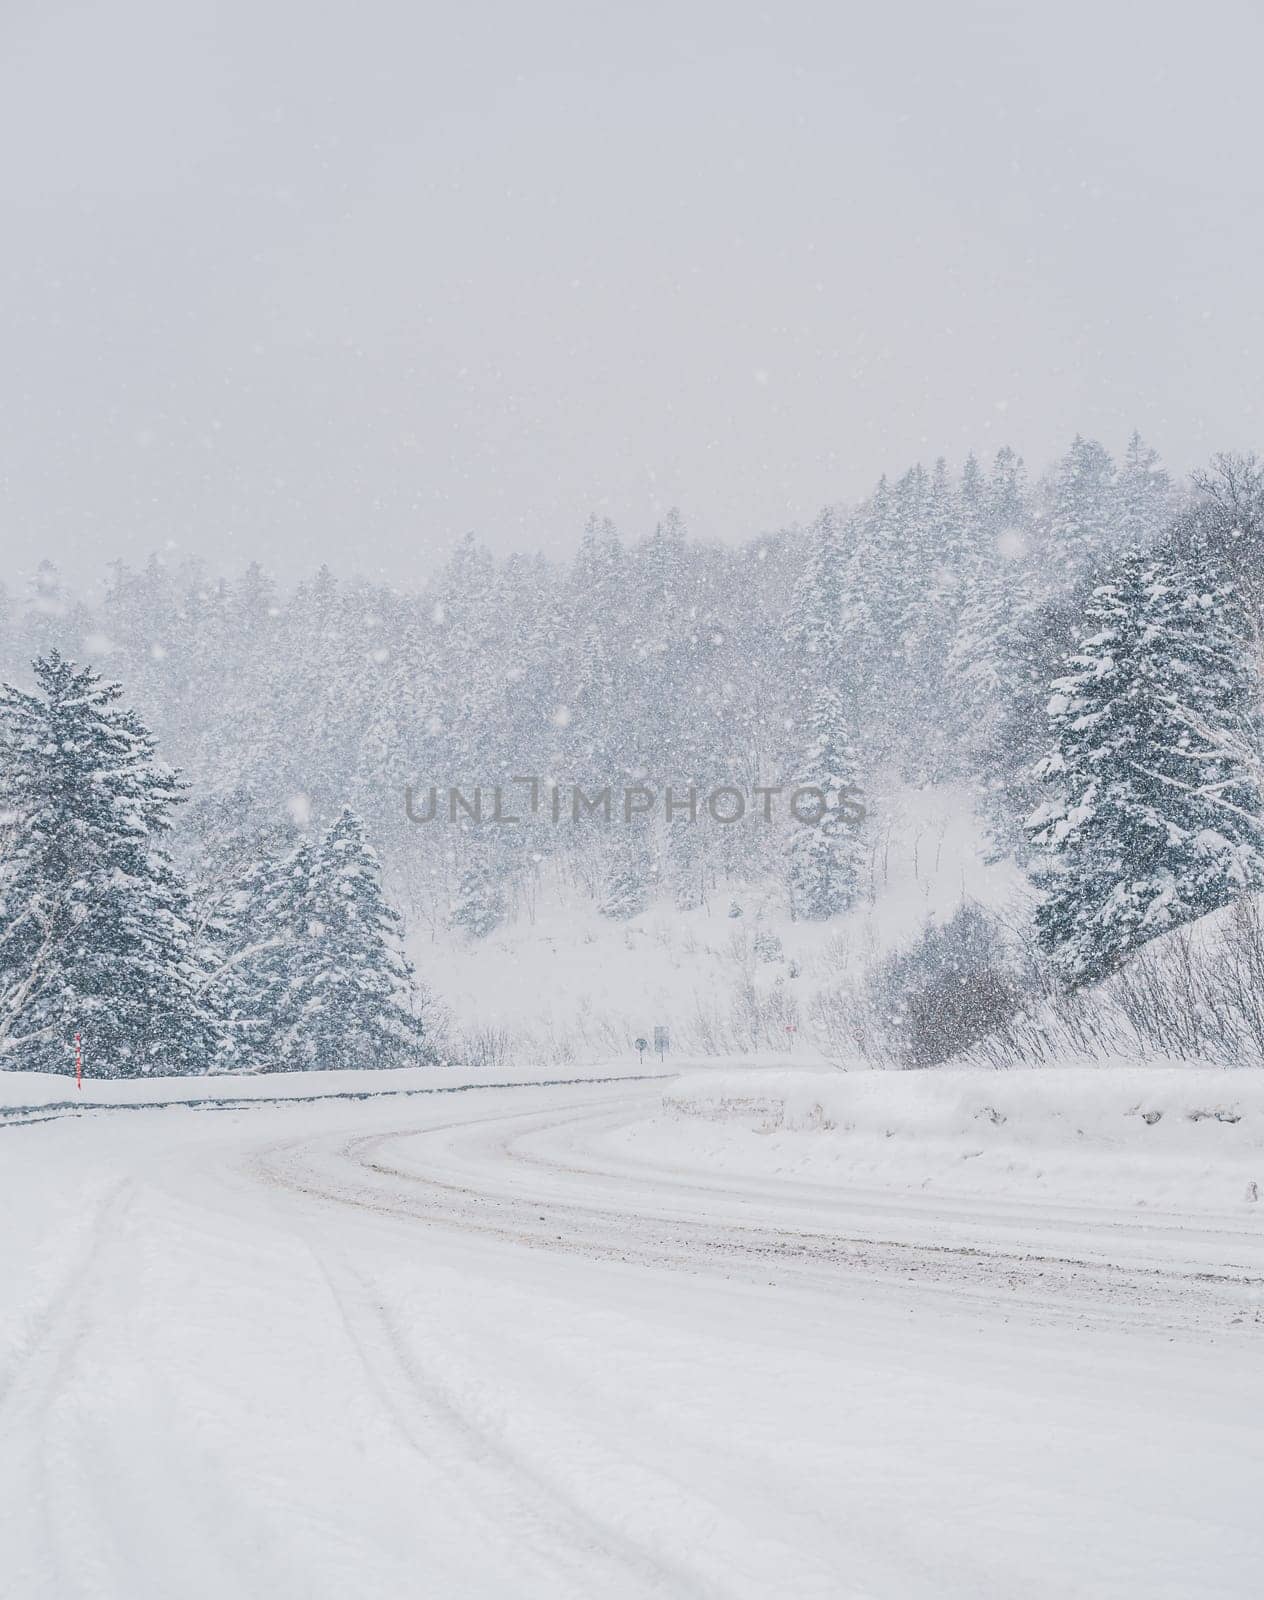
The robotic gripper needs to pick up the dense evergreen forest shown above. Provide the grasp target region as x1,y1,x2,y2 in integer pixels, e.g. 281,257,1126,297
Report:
3,436,1262,1072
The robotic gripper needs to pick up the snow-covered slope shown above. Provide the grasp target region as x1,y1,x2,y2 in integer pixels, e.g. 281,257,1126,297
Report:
417,784,1025,1064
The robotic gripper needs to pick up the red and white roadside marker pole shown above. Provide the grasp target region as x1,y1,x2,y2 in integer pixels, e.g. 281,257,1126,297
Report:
75,1032,83,1092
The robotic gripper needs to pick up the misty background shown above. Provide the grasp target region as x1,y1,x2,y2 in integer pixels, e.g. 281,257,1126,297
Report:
3,0,1261,591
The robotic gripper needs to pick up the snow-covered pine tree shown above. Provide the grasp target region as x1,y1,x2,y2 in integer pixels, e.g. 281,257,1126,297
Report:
786,685,866,919
598,826,652,920
980,577,1094,863
564,515,630,784
668,812,707,911
790,507,853,684
0,651,220,1074
599,859,646,920
279,809,435,1069
1042,435,1117,578
450,847,507,939
842,476,916,749
198,835,311,1071
1116,432,1171,559
853,474,900,650
905,458,970,781
946,449,1034,774
1027,554,1264,984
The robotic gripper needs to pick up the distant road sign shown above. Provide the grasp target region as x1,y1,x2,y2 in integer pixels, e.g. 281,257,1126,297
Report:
653,1026,669,1059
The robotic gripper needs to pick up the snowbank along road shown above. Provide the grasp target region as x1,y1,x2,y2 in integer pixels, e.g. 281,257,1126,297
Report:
2,1071,1263,1599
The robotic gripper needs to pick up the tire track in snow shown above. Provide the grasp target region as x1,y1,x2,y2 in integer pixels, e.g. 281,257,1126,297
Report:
0,1181,263,1600
258,1091,1264,1336
294,1238,714,1600
0,1179,132,1421
494,1103,1264,1316
252,1101,717,1599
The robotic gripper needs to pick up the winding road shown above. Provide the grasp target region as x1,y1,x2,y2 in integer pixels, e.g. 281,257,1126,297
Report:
2,1075,1263,1598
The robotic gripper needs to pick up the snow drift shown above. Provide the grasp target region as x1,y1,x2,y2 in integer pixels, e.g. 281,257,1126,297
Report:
656,1064,1264,1211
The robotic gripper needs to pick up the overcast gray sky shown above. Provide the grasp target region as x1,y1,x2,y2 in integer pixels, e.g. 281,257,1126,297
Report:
3,0,1262,592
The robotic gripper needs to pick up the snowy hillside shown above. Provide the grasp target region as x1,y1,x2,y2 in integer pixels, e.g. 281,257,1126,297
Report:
421,784,1027,1064
5,438,1261,1083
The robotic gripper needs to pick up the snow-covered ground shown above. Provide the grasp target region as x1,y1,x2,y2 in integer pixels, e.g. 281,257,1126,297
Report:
3,1063,1262,1597
655,1063,1264,1212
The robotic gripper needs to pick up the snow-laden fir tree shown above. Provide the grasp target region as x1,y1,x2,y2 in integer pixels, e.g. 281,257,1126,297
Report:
277,809,435,1069
668,812,707,911
973,442,1162,861
1043,435,1117,577
1027,554,1264,985
599,832,650,920
200,837,312,1070
1116,431,1171,559
945,449,1034,775
787,685,866,919
903,460,962,754
450,847,507,939
0,651,220,1074
790,507,856,685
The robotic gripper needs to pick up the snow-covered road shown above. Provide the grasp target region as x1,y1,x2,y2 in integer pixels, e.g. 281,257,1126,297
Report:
3,1076,1263,1598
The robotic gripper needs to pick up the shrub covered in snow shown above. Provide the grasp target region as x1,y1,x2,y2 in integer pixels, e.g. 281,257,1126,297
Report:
971,893,1264,1069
